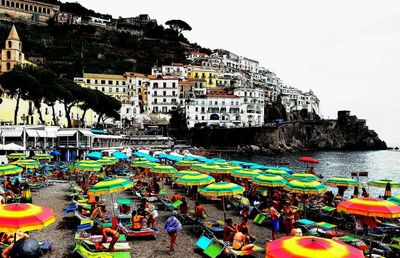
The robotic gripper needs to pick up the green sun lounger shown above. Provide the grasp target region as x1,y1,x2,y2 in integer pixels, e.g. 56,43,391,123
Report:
73,241,131,258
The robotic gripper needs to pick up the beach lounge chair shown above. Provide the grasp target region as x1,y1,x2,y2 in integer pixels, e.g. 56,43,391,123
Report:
118,223,158,239
316,222,345,238
225,244,265,258
196,234,213,251
63,204,77,214
295,219,318,236
203,239,224,258
74,232,127,243
73,240,131,258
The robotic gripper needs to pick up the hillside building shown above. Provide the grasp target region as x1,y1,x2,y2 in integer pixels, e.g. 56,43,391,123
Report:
0,0,59,23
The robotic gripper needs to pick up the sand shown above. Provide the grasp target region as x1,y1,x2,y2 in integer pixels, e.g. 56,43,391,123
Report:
30,182,276,258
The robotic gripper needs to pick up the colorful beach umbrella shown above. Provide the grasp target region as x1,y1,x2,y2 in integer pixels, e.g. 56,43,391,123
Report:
325,177,361,188
0,203,56,233
0,164,23,176
174,170,200,178
284,179,327,195
97,158,117,166
75,160,102,172
289,173,321,181
88,178,133,196
199,182,245,198
232,169,262,179
150,165,177,174
32,154,53,160
192,164,220,173
367,179,400,188
175,160,199,167
6,153,27,159
388,195,400,205
86,151,103,160
199,182,245,221
112,151,128,160
210,166,234,175
266,169,290,177
12,159,40,169
337,198,400,218
176,174,215,186
266,236,364,258
252,174,287,188
297,157,319,164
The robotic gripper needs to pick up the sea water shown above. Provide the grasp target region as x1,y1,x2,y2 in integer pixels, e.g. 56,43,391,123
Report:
226,149,400,197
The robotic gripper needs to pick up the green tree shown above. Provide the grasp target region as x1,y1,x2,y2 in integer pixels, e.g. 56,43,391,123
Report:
0,70,40,125
79,88,99,126
91,90,121,128
165,19,192,34
57,78,84,128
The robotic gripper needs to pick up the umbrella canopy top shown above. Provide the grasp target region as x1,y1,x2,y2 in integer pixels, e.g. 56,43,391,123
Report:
289,173,321,181
253,174,288,187
112,151,128,160
337,198,400,218
176,174,215,186
0,164,23,176
88,178,133,195
12,159,40,169
0,203,56,233
388,195,400,205
174,170,200,178
86,151,103,160
265,169,290,177
131,161,158,168
175,160,200,166
49,151,61,157
75,160,102,172
199,182,245,197
150,165,177,174
367,179,400,188
266,236,364,258
97,158,117,166
7,153,27,159
325,177,362,188
297,157,319,164
232,169,262,179
32,154,53,160
284,179,327,195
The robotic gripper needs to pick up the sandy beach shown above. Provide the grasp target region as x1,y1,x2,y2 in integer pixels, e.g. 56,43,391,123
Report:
29,182,276,258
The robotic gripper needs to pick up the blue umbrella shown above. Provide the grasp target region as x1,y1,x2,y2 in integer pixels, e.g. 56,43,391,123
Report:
112,151,128,160
86,151,103,160
49,151,61,157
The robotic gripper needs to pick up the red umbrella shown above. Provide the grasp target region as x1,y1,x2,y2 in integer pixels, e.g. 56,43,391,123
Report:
297,157,319,164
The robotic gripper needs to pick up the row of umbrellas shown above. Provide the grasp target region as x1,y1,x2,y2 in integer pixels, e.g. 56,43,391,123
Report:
7,152,60,159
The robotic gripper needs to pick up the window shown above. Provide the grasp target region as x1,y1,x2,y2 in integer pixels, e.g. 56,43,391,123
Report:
59,110,62,116
163,91,166,96
1,0,4,5
116,88,119,92
138,80,142,85
95,80,98,84
45,108,48,115
108,80,113,85
172,99,176,103
101,87,105,92
6,62,10,71
195,107,198,112
154,91,157,96
116,81,119,85
153,82,158,88
162,107,167,112
209,101,212,105
172,91,175,96
109,88,112,92
10,1,13,7
172,83,176,88
201,116,204,120
214,101,217,105
163,99,166,103
101,80,106,84
222,101,225,105
123,88,126,93
163,82,167,88
154,99,158,104
6,51,11,59
34,6,37,12
86,79,90,83
38,6,41,12
195,115,198,120
153,107,158,113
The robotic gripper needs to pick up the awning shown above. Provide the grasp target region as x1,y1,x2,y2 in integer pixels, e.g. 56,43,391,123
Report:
57,130,77,137
36,130,48,138
46,131,57,138
2,143,25,151
26,130,38,137
1,131,23,137
79,129,94,137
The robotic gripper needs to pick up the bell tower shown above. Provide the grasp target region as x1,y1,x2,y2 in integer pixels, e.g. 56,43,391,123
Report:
1,25,25,73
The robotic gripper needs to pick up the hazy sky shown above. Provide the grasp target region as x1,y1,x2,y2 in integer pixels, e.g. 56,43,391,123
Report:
67,0,400,145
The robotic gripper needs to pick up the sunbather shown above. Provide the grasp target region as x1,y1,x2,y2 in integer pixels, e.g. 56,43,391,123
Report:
194,201,208,219
223,218,237,243
232,227,254,251
1,232,29,258
119,204,131,215
101,227,119,252
131,210,144,231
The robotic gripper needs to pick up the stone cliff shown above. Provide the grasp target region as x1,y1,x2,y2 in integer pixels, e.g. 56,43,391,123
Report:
187,111,387,154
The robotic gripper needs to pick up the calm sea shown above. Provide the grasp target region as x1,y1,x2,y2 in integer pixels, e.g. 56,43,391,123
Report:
225,150,400,197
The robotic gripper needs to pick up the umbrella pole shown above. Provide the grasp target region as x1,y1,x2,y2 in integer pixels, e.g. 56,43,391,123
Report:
222,196,226,222
369,231,372,258
111,193,116,216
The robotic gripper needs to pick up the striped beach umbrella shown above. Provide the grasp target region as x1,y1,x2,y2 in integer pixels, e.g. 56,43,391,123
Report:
32,154,53,160
209,166,233,175
97,158,117,166
232,169,262,179
12,159,40,169
174,170,200,178
0,164,23,176
337,198,400,218
175,160,199,166
284,179,327,195
88,178,133,196
289,173,321,181
176,174,215,186
388,195,400,205
199,182,245,220
266,236,364,258
325,177,362,188
75,160,102,172
150,165,177,175
367,179,400,188
199,182,245,198
131,160,156,168
192,164,219,173
6,153,27,159
132,158,148,162
253,174,287,188
0,203,56,233
266,169,290,177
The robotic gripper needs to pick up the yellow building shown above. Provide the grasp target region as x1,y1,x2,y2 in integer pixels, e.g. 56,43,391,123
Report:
187,66,217,88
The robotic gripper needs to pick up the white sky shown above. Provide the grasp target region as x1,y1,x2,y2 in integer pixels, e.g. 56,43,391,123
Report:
67,0,400,145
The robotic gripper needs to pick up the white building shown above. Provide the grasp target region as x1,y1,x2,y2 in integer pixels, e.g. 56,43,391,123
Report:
147,78,180,114
89,16,110,26
239,56,259,73
186,52,209,61
152,64,189,79
233,88,265,127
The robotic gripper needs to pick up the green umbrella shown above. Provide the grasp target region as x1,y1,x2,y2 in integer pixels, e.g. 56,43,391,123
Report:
12,159,40,169
192,164,220,173
232,169,262,179
0,164,23,176
75,160,102,172
265,169,290,177
131,161,157,168
32,154,53,160
97,158,117,166
367,179,400,188
150,165,177,174
252,174,287,187
7,153,27,159
132,158,148,162
284,179,327,195
388,195,400,205
199,182,245,221
175,160,199,166
88,178,133,196
176,174,215,186
174,170,200,178
325,177,362,188
209,166,233,175
289,173,321,181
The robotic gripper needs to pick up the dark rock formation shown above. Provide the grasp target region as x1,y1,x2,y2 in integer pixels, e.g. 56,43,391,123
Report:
187,111,387,154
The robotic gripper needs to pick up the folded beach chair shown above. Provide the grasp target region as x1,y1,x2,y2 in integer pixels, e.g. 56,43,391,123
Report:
73,240,131,258
203,239,224,258
118,224,158,239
